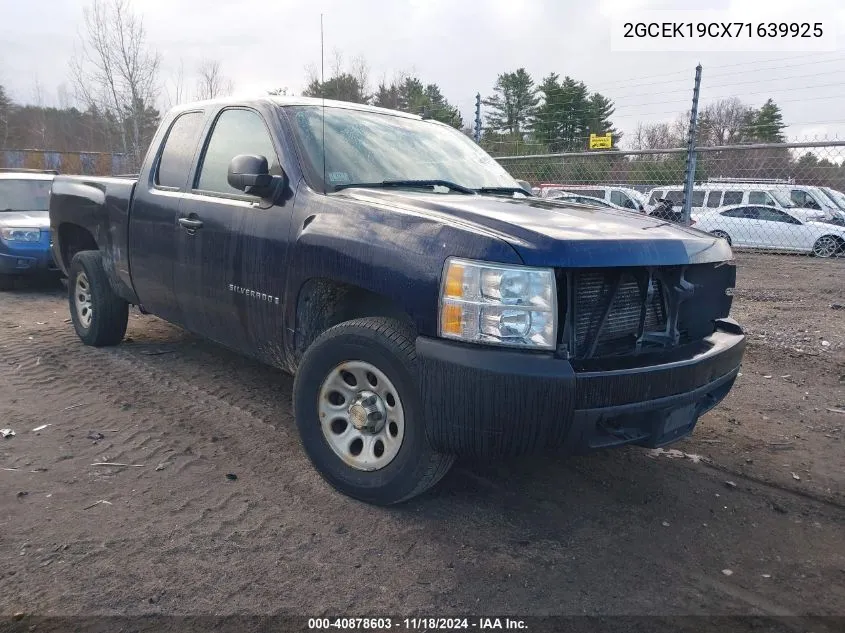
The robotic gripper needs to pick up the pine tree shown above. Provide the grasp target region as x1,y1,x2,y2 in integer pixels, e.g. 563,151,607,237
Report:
586,93,618,141
750,98,786,143
372,76,463,129
303,74,368,104
482,68,539,136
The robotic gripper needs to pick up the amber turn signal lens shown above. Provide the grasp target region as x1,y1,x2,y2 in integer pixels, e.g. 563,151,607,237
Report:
441,303,463,335
444,263,464,298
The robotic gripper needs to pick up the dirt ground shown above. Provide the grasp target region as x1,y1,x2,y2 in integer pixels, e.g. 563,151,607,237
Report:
0,253,843,626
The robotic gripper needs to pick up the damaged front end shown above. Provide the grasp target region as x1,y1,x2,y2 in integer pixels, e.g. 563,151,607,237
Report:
554,260,736,363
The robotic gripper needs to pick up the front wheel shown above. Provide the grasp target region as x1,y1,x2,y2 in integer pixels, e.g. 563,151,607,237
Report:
68,251,129,346
812,235,843,258
293,317,454,505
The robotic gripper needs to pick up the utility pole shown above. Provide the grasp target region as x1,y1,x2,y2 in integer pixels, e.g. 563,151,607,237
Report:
681,64,702,226
474,93,482,143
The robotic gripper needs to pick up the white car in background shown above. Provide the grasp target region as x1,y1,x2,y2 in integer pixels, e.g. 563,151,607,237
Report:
538,184,647,212
693,204,845,258
545,192,630,210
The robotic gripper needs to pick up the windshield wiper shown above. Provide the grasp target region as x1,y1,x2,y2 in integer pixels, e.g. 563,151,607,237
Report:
474,187,532,196
333,179,474,194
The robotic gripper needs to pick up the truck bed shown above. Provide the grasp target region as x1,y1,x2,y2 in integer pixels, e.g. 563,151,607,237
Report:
49,174,138,303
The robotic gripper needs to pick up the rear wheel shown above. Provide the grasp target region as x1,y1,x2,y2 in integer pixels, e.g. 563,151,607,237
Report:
711,230,732,246
68,251,129,346
293,317,454,505
812,235,843,258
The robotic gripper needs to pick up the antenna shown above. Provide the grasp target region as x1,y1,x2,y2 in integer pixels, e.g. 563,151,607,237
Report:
321,13,327,195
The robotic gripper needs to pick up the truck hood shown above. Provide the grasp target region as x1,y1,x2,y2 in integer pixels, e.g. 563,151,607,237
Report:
340,190,732,267
0,211,50,229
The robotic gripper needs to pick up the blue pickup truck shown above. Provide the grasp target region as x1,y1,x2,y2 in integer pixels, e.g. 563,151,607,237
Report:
48,97,745,504
0,169,60,290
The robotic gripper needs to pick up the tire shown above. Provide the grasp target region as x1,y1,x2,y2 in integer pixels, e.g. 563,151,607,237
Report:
812,235,843,258
293,317,455,505
0,274,15,291
68,251,129,346
711,230,732,246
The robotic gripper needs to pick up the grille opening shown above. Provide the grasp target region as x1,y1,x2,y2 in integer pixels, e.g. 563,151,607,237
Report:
561,262,735,360
574,271,667,358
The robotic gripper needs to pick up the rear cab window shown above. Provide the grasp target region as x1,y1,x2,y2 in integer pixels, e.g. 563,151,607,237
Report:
155,111,206,189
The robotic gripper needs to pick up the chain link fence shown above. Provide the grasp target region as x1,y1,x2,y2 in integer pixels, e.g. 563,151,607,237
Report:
496,141,845,258
0,149,130,176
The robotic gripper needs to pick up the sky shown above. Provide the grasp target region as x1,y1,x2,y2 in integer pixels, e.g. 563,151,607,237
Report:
2,0,845,147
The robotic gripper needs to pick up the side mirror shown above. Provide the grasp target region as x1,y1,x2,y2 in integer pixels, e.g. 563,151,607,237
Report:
227,154,274,196
516,179,532,193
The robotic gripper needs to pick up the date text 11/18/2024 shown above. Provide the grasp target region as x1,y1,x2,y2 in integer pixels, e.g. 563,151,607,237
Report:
307,617,527,630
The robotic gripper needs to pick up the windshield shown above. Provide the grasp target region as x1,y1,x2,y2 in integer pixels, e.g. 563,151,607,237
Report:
823,187,845,209
767,188,795,208
285,106,520,192
814,186,841,209
0,179,52,212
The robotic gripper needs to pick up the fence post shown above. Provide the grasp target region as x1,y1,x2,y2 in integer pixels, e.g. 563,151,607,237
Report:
474,93,482,143
681,64,702,225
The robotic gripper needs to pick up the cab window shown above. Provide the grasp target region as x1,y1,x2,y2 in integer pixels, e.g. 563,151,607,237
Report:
195,108,281,196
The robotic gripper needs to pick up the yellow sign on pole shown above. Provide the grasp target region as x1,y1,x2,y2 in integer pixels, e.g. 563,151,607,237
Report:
589,133,612,149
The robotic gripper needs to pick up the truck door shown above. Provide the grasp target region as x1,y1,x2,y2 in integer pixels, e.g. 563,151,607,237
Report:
128,110,206,325
175,106,291,359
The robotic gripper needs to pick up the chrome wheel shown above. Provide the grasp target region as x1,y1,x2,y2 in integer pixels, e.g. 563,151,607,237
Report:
813,235,840,258
74,272,93,328
318,360,405,471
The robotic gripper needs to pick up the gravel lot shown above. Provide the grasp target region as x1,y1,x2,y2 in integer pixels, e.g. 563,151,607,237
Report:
0,253,843,627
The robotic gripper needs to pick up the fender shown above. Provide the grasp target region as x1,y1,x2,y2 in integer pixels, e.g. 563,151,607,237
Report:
282,185,522,357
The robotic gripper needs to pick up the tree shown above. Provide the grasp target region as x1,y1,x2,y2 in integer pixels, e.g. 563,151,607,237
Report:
70,0,161,169
268,87,289,96
163,59,185,109
423,83,462,128
630,122,680,150
302,52,370,104
372,74,463,128
587,93,618,141
303,73,368,103
483,68,538,136
748,98,786,143
0,83,14,147
195,59,233,100
532,74,618,152
697,98,754,146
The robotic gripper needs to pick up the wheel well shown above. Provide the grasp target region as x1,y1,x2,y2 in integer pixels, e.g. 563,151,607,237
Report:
295,278,415,359
58,224,98,270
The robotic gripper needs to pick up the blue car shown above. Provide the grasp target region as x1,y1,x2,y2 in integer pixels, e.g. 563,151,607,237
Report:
0,169,60,290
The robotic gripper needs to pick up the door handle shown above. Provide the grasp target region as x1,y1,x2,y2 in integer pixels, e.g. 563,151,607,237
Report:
178,217,203,231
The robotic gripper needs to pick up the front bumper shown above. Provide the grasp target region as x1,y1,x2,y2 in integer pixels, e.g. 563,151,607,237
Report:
0,235,59,276
416,320,745,458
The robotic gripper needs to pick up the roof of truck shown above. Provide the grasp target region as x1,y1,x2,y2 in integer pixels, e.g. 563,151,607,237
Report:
169,95,423,120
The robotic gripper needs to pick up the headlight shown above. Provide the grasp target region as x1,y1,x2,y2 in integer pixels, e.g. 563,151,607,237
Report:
439,257,557,350
1,227,41,242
